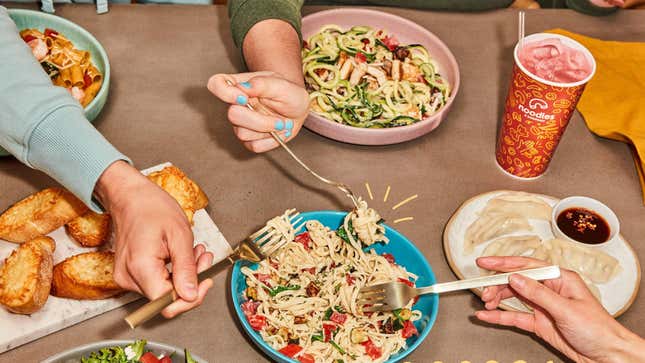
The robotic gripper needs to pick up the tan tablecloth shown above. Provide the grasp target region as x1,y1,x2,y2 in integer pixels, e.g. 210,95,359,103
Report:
0,4,643,362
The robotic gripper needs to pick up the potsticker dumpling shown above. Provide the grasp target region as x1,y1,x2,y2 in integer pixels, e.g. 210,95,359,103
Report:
481,192,552,220
479,235,541,275
463,214,532,255
540,238,621,284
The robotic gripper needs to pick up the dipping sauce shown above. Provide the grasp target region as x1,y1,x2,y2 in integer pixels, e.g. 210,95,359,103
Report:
556,207,610,244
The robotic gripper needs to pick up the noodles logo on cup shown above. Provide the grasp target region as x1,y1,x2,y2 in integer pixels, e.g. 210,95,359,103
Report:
496,33,596,179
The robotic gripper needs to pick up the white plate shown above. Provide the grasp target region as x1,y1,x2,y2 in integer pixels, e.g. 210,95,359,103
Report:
442,190,640,317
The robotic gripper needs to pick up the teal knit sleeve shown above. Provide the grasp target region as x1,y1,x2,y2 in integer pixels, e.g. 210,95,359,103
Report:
0,6,130,211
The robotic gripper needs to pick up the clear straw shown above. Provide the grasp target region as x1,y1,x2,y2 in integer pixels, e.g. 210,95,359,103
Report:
518,11,526,49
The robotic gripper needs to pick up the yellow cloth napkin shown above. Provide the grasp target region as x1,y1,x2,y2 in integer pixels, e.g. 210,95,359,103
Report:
547,29,645,203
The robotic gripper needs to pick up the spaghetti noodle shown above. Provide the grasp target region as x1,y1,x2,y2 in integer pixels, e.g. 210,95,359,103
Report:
241,204,420,362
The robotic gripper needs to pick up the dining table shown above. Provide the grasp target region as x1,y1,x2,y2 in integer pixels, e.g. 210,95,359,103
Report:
0,3,644,362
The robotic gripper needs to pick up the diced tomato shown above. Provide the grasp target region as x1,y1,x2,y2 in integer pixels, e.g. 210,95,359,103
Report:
278,344,303,358
158,357,172,363
345,273,355,286
22,34,36,43
302,267,316,274
254,273,272,285
323,323,336,342
354,51,367,63
397,277,414,287
294,232,312,250
401,320,419,339
83,73,92,89
241,300,260,318
44,28,58,37
139,352,160,363
248,314,266,331
329,311,347,325
382,253,396,264
381,35,399,51
361,38,370,44
361,338,382,359
362,304,374,317
298,353,315,363
269,259,280,269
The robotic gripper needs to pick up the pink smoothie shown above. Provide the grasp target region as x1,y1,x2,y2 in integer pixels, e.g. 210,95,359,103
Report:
518,38,593,84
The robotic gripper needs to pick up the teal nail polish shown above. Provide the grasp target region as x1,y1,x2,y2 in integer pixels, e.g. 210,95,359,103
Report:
240,81,251,89
236,95,248,105
285,130,292,138
285,119,294,129
275,120,284,131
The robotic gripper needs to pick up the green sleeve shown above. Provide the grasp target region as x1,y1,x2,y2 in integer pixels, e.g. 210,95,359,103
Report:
564,0,619,15
0,6,130,211
228,0,304,50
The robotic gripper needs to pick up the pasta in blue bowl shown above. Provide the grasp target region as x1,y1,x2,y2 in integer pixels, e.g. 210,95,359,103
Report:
231,210,438,363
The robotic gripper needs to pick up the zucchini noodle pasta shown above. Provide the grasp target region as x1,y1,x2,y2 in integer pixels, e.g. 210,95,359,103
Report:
302,25,450,128
241,203,421,363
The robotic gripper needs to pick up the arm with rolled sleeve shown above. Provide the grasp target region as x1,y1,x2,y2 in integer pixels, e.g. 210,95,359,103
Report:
0,6,129,210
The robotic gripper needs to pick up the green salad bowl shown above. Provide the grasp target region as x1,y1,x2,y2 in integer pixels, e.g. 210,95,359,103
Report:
3,9,110,156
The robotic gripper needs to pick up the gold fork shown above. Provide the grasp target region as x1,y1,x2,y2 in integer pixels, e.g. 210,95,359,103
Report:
357,265,561,312
125,209,304,328
225,79,360,209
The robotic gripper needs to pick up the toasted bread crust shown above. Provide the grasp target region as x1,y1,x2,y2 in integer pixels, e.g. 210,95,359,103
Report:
147,166,209,223
51,251,123,300
66,211,111,247
0,188,88,243
0,236,55,314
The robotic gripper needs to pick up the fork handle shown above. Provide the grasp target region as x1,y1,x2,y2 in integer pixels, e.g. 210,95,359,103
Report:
418,265,561,295
124,247,239,329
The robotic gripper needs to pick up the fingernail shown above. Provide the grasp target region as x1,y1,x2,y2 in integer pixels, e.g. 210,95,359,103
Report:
236,94,248,105
239,81,251,89
285,130,292,138
275,120,284,131
285,119,294,129
185,283,197,298
509,274,524,289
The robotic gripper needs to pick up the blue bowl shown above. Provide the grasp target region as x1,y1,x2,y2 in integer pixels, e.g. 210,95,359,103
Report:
3,9,110,156
231,210,439,363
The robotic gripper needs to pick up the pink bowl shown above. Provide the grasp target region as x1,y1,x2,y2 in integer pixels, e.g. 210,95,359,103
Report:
302,8,460,145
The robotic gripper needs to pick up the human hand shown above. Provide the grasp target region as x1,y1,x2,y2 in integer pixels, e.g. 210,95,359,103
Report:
475,256,645,363
207,72,310,153
95,161,214,318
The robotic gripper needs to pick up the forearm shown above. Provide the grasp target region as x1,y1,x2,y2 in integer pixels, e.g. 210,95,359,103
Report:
604,327,645,363
243,19,303,86
0,6,129,209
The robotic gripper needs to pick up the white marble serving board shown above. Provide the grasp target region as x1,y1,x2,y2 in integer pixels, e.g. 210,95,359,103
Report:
0,162,233,353
443,190,640,317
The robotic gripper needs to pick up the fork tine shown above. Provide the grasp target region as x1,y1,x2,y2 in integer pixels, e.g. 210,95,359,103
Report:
358,284,388,294
254,230,276,244
261,235,288,254
262,239,287,257
293,221,306,234
249,225,271,240
290,216,303,228
362,304,390,313
356,296,385,306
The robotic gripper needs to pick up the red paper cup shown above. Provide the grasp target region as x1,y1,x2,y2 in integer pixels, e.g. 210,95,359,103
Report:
496,33,596,179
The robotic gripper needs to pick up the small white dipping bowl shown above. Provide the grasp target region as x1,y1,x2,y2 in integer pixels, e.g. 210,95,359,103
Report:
551,196,620,248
